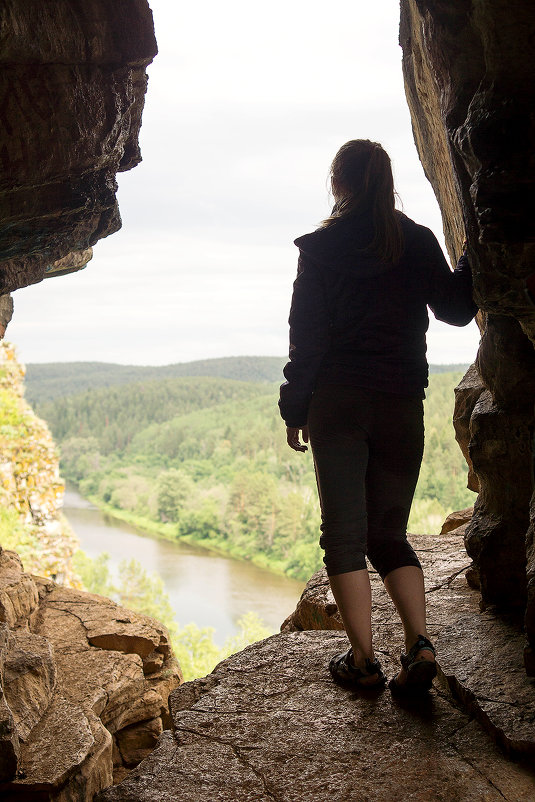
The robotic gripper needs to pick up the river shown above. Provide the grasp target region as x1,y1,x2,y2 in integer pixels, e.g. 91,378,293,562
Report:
63,488,305,644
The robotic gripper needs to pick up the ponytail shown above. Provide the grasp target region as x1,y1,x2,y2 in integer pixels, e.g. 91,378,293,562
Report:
322,140,403,264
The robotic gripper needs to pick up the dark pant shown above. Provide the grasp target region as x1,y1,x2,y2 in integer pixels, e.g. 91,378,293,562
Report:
308,385,424,579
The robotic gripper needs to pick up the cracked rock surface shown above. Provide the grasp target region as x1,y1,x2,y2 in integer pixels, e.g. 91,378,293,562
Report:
97,630,535,802
0,548,181,800
98,535,534,801
283,534,535,758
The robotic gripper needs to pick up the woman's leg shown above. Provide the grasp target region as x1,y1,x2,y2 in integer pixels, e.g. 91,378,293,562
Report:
308,388,379,679
384,565,434,656
364,395,434,682
328,569,372,661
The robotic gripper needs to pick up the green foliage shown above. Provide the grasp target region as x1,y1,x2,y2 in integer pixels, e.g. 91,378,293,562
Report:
115,559,179,636
156,469,194,522
37,377,270,456
73,551,116,598
172,623,223,681
177,501,223,540
73,551,177,632
39,369,475,581
25,357,287,405
0,507,38,559
74,550,271,681
172,612,271,682
408,371,474,532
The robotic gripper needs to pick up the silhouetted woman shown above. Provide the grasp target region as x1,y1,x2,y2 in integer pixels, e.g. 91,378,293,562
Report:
279,140,477,692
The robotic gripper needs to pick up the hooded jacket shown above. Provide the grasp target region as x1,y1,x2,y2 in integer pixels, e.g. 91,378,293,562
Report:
279,212,477,427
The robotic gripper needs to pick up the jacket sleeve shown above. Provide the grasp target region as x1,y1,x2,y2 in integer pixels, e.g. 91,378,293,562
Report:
419,227,478,325
278,253,332,427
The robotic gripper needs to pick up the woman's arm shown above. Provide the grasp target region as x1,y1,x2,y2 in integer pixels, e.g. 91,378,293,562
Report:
417,227,478,326
278,253,332,428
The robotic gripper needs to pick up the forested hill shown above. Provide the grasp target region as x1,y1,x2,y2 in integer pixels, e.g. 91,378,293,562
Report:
24,356,286,403
34,365,475,581
35,377,270,454
24,356,469,404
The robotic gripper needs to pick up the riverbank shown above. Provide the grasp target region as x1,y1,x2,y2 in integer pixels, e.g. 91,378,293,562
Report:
63,486,304,643
84,493,300,580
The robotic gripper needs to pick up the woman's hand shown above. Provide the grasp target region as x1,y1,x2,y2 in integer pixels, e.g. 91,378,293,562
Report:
286,426,309,452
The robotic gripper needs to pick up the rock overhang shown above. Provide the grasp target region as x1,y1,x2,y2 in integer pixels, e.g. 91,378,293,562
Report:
0,0,158,294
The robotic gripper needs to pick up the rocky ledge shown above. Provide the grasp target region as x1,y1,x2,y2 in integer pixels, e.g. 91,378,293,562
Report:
283,533,535,757
0,547,181,801
98,534,535,801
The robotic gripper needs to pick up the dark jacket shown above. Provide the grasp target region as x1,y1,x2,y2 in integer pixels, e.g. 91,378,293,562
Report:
279,212,477,427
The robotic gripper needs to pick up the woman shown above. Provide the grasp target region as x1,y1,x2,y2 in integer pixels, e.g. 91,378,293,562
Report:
279,140,477,692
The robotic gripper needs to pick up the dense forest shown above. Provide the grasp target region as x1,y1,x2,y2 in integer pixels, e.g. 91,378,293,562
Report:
24,356,288,403
31,360,475,582
25,356,469,404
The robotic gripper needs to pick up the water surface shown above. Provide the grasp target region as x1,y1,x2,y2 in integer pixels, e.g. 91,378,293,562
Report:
63,488,305,644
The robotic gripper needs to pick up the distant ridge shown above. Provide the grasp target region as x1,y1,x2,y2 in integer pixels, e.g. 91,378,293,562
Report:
24,356,469,404
24,356,287,403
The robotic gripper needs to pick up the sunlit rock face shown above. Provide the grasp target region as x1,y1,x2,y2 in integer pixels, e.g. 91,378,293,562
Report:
0,550,181,799
400,0,535,672
0,0,157,293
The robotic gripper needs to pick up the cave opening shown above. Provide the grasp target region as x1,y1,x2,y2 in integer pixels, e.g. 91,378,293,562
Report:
1,0,535,797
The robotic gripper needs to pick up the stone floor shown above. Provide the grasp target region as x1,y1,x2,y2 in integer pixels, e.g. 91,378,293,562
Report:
283,533,535,758
98,535,535,802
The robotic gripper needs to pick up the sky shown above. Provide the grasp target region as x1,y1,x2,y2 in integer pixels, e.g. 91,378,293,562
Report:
8,0,480,366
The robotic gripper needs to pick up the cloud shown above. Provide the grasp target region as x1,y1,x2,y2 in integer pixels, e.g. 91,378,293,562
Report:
8,0,480,368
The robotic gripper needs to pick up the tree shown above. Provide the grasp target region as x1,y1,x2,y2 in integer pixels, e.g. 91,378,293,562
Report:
156,469,194,522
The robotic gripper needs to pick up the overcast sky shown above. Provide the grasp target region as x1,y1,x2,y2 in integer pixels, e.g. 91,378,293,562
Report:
8,0,480,366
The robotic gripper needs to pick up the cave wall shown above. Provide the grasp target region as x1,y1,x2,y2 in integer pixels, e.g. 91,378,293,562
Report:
0,0,157,294
400,0,535,673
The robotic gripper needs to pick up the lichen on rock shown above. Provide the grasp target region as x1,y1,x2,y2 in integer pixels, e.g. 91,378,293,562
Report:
0,342,80,586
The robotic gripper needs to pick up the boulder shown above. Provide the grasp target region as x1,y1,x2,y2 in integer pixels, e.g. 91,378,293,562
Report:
0,555,181,800
440,506,473,536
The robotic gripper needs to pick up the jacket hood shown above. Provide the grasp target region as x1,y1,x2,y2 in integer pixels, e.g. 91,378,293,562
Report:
294,212,417,278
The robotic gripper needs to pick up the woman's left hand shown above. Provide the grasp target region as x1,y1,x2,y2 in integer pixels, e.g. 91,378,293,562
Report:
286,426,309,452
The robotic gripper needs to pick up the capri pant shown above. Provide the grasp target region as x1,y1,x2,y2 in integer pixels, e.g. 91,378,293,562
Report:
307,385,424,580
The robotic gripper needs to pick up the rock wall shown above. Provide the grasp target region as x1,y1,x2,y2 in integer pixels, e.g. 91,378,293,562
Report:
400,0,535,673
0,342,81,585
0,336,182,801
0,548,181,801
0,0,157,294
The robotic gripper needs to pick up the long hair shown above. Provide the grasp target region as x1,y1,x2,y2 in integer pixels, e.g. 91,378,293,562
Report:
322,139,403,264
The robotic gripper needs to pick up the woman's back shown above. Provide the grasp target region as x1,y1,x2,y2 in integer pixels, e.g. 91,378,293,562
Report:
284,213,476,413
